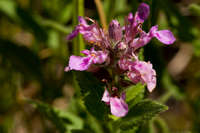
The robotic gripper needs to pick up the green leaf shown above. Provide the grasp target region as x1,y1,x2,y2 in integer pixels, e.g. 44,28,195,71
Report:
74,71,108,120
126,83,145,103
28,99,83,133
114,100,168,131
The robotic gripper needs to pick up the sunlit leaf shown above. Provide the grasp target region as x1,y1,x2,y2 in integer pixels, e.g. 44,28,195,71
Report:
114,100,168,131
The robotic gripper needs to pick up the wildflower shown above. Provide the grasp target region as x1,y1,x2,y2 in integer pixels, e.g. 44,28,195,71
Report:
66,2,176,117
102,89,128,117
127,61,156,92
130,25,176,50
67,16,109,48
65,47,108,71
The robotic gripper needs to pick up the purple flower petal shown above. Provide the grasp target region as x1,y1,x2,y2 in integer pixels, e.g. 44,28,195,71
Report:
121,92,126,101
128,61,157,92
118,58,131,71
66,27,79,40
110,97,128,117
150,25,176,45
137,3,150,21
128,13,134,23
78,16,87,25
67,55,92,71
127,71,141,84
130,32,152,50
81,49,90,56
154,30,176,45
92,50,108,64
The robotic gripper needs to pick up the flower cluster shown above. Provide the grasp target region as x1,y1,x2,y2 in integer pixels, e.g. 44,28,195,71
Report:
65,3,175,117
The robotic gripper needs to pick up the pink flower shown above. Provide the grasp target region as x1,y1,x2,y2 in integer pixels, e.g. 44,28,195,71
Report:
130,25,176,50
67,16,109,48
66,3,176,113
127,61,156,92
65,48,108,71
102,89,128,117
125,3,150,43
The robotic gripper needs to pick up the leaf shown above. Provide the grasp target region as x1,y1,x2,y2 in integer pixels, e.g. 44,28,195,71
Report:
74,71,108,120
114,100,168,131
126,83,145,103
28,99,83,133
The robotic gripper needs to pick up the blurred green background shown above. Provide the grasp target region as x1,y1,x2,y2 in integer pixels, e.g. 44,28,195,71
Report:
0,0,200,132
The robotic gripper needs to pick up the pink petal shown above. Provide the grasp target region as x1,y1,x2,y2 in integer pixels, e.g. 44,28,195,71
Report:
110,97,128,117
92,51,108,64
78,16,87,25
66,27,79,40
128,61,157,92
101,89,110,104
155,30,176,45
68,55,92,71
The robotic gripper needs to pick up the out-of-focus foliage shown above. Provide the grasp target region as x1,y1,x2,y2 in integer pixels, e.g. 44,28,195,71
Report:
0,0,200,133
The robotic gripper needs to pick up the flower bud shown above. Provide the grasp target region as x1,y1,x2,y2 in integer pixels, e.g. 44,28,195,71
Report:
108,20,122,42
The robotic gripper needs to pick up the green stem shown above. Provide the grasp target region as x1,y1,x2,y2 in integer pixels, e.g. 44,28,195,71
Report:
72,0,85,55
78,0,85,54
72,0,79,55
72,0,85,97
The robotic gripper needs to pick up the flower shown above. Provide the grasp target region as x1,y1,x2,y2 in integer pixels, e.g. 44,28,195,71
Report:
102,89,128,117
65,47,108,71
127,61,156,92
124,3,150,44
67,16,109,48
130,25,176,50
66,2,176,117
